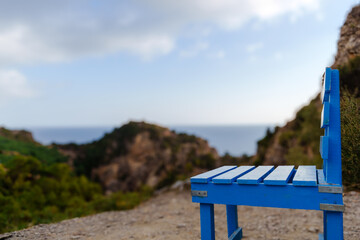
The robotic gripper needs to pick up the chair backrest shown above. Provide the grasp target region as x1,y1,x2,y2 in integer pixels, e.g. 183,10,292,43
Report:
320,68,342,185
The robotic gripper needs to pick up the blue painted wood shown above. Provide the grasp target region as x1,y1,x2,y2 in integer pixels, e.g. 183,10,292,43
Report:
264,165,295,185
293,166,317,186
200,203,215,240
229,227,243,240
213,166,255,184
320,136,329,160
237,166,274,184
191,166,237,183
226,205,238,238
321,102,330,128
318,233,324,240
192,181,343,210
323,211,343,240
321,67,331,103
317,169,326,185
325,69,342,185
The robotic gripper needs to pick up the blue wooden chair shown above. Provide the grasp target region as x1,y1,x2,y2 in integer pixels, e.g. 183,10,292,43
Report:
191,68,344,240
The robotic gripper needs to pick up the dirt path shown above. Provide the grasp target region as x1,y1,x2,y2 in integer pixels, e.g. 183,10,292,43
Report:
2,189,359,240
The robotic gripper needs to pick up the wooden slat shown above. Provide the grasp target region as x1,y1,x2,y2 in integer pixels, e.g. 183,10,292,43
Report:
293,166,317,186
213,166,255,184
263,165,295,185
321,102,330,128
191,166,237,183
317,169,326,185
320,136,329,160
321,67,331,103
237,166,274,185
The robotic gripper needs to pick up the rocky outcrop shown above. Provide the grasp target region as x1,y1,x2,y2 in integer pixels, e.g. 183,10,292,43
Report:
333,5,360,68
57,122,219,193
0,127,37,143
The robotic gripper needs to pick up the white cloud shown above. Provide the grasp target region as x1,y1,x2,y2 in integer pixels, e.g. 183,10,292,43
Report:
0,0,320,63
180,42,209,58
113,35,175,61
0,24,175,63
0,69,36,101
145,0,320,30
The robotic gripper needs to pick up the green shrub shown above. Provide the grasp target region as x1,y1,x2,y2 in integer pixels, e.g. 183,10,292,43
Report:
191,153,216,169
155,170,177,189
279,131,295,148
0,155,153,234
0,136,67,165
285,146,310,166
340,89,360,189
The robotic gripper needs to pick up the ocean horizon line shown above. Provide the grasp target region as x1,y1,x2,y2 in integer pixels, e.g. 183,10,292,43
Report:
11,124,275,156
2,123,278,130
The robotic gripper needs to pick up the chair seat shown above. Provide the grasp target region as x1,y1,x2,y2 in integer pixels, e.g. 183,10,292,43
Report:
191,165,343,211
191,165,318,186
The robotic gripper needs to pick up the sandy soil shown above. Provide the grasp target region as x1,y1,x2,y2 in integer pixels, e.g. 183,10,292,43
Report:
1,188,359,240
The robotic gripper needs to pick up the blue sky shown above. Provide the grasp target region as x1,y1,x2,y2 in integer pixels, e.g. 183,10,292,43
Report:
0,0,358,128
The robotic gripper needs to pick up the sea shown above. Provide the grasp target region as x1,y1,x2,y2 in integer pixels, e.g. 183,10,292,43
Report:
27,125,274,156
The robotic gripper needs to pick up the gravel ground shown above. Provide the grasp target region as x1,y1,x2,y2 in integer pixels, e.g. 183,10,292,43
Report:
1,188,359,240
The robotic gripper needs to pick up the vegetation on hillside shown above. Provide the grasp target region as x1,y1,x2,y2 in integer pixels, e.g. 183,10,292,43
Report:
0,135,152,234
340,89,360,189
338,56,360,189
0,135,67,165
283,97,323,168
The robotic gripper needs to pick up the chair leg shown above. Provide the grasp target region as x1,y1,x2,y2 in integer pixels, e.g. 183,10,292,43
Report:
226,205,243,240
200,203,215,240
226,205,238,237
323,211,343,240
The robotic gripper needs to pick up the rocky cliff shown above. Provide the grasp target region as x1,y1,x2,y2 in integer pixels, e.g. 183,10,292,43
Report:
333,4,360,68
253,4,360,167
57,121,219,193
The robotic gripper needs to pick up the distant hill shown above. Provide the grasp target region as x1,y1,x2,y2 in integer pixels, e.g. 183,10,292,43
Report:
0,127,67,165
56,121,221,193
0,127,37,143
253,4,360,189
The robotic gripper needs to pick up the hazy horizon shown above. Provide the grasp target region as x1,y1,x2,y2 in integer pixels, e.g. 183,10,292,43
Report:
18,124,275,156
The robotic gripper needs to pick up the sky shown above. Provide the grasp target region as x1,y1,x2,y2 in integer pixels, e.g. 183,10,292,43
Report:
0,0,359,128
